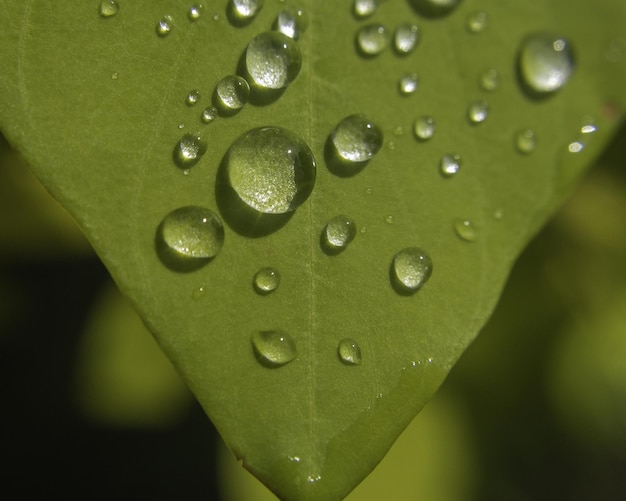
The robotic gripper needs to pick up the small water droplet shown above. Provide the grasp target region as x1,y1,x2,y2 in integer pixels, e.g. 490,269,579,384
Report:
156,15,174,37
466,11,488,33
215,75,250,112
229,0,264,23
391,247,433,294
212,12,220,21
252,330,296,367
307,474,322,483
394,23,419,55
192,286,206,300
111,72,119,80
330,115,383,163
322,215,356,253
399,73,419,95
225,127,316,214
186,89,200,106
515,129,537,154
188,4,203,21
393,126,405,137
581,122,597,134
413,116,436,141
157,206,224,267
439,154,461,177
173,132,206,168
275,7,308,40
253,267,281,295
245,32,302,89
356,24,389,56
468,100,489,124
385,215,394,224
288,455,301,463
518,33,575,95
454,219,477,242
493,208,504,220
568,141,584,153
353,0,378,18
99,0,119,18
337,338,362,365
408,0,461,18
479,68,499,91
365,187,373,195
201,106,217,123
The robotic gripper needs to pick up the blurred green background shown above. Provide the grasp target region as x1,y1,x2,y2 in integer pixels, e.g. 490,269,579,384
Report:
1,123,625,499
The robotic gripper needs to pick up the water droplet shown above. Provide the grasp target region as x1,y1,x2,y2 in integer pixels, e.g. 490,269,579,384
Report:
408,0,461,18
212,12,220,21
385,215,394,224
275,7,308,40
413,116,436,141
307,474,322,484
111,72,119,80
252,330,296,367
391,247,433,294
466,11,488,33
518,33,575,95
454,219,477,242
173,132,206,168
515,129,537,154
99,0,119,18
399,73,419,95
581,121,597,134
253,267,281,295
188,4,203,21
192,286,206,300
215,75,250,112
468,100,489,124
394,23,419,55
353,0,378,18
225,127,316,214
229,0,264,23
330,115,383,163
156,15,174,37
393,126,405,137
356,24,389,56
201,106,217,123
186,89,200,106
479,68,499,91
439,154,461,177
568,141,584,153
157,206,224,268
245,32,302,90
493,208,504,220
322,215,356,253
337,338,362,365
387,140,396,150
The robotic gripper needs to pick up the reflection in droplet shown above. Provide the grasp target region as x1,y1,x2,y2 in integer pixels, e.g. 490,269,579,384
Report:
515,129,537,154
356,24,389,56
338,338,362,365
330,115,383,163
188,4,203,21
439,154,462,177
201,106,218,123
391,247,433,294
225,127,316,214
413,116,436,141
156,15,174,37
99,0,119,17
252,330,296,367
466,11,488,33
215,75,250,112
479,68,499,91
186,89,200,106
322,215,356,253
454,219,477,242
354,0,378,18
191,286,206,300
275,7,308,40
568,141,584,153
394,23,419,55
399,74,419,95
519,33,575,94
253,267,281,295
468,100,489,124
245,32,302,90
230,0,264,22
173,133,206,168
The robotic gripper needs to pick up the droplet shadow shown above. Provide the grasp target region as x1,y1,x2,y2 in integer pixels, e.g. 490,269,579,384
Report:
407,0,460,18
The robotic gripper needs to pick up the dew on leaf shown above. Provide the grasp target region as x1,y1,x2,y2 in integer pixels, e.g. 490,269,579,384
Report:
330,115,383,164
479,68,499,91
385,215,394,224
439,153,461,177
394,23,419,55
399,74,419,95
353,0,378,18
201,106,217,123
99,0,119,18
408,0,461,18
337,338,362,365
111,72,119,80
252,330,296,367
468,100,489,124
454,219,477,242
356,24,389,56
253,267,281,295
225,127,316,214
186,89,200,106
214,75,250,113
390,247,433,295
229,0,264,24
173,132,206,168
245,32,302,90
413,116,436,141
188,4,203,21
275,7,308,40
466,11,488,33
568,141,584,153
322,215,356,254
156,16,174,37
515,128,537,154
518,33,575,95
192,286,206,300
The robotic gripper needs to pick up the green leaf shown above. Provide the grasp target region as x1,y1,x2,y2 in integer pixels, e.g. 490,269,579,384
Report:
0,0,624,499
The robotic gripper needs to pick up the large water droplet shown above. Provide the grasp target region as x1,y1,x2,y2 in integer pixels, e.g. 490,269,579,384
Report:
322,215,356,254
225,127,316,214
157,206,224,269
454,219,477,242
252,330,296,367
229,0,264,24
439,154,462,177
99,0,119,17
394,23,420,55
173,133,206,168
214,75,250,113
275,7,308,40
330,115,383,164
467,100,489,124
479,68,499,91
399,74,419,95
466,11,488,33
337,338,362,365
156,16,174,37
408,0,461,18
201,106,217,124
245,32,302,90
391,247,433,294
356,24,389,56
413,116,436,141
353,0,378,18
518,33,575,95
253,267,281,295
186,89,200,106
188,4,203,21
515,129,537,154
